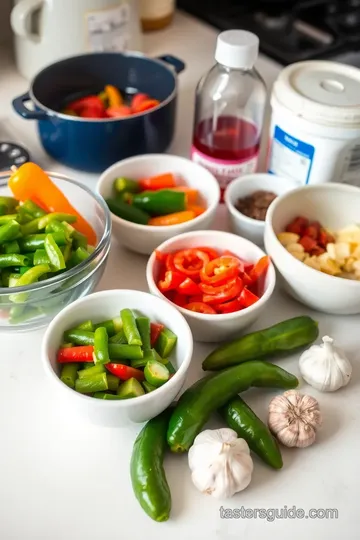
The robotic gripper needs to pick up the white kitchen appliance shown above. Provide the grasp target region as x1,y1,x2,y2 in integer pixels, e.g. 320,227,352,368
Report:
11,0,142,80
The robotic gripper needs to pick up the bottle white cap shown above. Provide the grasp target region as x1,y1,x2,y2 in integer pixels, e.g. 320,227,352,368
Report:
215,30,259,70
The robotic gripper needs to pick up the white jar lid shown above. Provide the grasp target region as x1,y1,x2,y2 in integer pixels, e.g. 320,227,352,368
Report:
272,61,360,126
215,30,259,70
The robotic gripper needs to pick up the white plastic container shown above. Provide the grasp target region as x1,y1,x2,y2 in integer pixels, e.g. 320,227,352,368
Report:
268,61,360,187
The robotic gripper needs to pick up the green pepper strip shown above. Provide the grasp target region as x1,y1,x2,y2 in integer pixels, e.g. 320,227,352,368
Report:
75,373,108,394
0,220,21,245
131,190,186,216
21,200,46,218
136,316,151,350
72,231,88,249
0,254,31,268
121,309,142,346
0,196,18,212
3,240,20,254
9,264,51,303
37,213,77,231
0,214,18,225
94,327,109,365
44,234,66,271
18,232,67,252
33,249,50,266
109,329,127,344
45,220,73,242
73,320,94,332
60,363,80,389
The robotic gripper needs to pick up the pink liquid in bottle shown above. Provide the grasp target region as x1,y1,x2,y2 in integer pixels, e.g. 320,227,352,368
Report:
191,30,266,201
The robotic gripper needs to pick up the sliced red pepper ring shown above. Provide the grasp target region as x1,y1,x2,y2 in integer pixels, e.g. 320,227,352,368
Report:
158,270,185,292
217,297,243,314
106,363,144,382
155,250,168,263
197,247,220,260
173,249,210,277
203,277,243,305
249,256,270,282
199,277,240,295
165,253,177,272
200,256,241,285
150,322,164,346
239,287,259,308
184,302,217,314
177,277,201,296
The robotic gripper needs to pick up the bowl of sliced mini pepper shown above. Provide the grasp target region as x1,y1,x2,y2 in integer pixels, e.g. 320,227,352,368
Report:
97,154,220,255
42,289,193,426
0,163,111,331
146,230,276,342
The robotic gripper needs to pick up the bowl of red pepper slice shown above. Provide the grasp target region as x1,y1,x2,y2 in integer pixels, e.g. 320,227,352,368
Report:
146,230,276,342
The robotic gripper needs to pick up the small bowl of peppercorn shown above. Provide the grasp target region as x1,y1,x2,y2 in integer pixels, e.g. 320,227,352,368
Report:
224,173,300,246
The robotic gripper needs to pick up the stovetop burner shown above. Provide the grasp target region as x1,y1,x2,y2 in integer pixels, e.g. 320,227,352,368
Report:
178,0,360,65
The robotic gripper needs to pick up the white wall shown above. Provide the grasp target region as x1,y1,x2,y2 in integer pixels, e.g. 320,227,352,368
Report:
0,0,12,46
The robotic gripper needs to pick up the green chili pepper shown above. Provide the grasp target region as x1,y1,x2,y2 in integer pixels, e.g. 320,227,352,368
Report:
131,190,186,216
114,177,140,194
108,343,143,361
0,203,7,216
202,316,319,371
44,234,66,271
167,361,299,453
106,198,150,225
0,214,18,225
0,220,21,245
37,213,77,230
3,240,20,254
131,349,155,369
60,363,80,389
94,327,109,365
20,217,43,236
9,264,51,303
94,318,121,337
18,232,67,252
33,249,50,266
61,243,72,263
16,209,34,225
109,329,127,344
220,396,283,470
107,374,120,392
0,254,31,268
0,196,17,211
21,200,46,218
121,308,142,346
75,373,108,394
73,319,94,332
130,408,172,522
45,220,72,242
63,329,95,346
72,231,88,249
136,316,151,350
77,364,106,379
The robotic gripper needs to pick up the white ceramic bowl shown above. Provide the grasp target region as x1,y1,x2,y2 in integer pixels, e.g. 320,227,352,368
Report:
264,183,360,315
146,230,276,342
224,173,300,246
42,290,193,427
97,154,220,255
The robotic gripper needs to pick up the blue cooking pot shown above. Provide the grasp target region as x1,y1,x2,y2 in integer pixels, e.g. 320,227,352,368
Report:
12,53,185,173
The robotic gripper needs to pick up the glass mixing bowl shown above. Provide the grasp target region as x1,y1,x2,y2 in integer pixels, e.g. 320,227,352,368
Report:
0,172,111,332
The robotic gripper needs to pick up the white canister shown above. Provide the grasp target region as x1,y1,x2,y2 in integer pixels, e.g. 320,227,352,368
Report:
267,61,360,187
11,0,142,80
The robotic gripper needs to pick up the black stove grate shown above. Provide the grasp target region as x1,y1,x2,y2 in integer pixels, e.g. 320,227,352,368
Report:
178,0,360,65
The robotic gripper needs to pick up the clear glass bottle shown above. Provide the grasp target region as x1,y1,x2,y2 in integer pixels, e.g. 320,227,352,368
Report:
191,30,267,200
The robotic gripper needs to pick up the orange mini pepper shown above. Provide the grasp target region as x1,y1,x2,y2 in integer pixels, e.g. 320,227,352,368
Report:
105,85,123,107
148,210,195,226
9,163,97,245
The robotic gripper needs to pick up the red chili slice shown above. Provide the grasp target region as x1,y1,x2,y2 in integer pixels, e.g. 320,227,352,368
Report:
217,297,243,314
249,256,270,282
173,249,210,277
184,302,217,314
178,277,201,296
197,247,220,260
172,291,189,308
155,250,168,263
200,256,240,285
106,363,144,382
239,287,259,308
286,216,309,235
299,236,317,253
150,323,164,346
203,277,243,305
158,270,185,292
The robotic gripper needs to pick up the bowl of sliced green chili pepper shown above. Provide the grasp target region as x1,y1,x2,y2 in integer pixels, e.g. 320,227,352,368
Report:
0,171,111,331
42,289,193,426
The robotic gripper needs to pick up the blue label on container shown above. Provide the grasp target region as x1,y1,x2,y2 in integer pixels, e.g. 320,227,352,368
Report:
268,126,315,185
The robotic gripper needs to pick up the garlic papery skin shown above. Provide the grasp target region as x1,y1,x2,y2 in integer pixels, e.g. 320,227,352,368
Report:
188,428,253,499
299,335,352,392
268,390,322,448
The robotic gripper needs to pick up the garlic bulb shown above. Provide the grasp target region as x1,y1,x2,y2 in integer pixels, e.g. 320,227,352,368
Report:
268,390,322,448
188,428,253,499
299,335,352,392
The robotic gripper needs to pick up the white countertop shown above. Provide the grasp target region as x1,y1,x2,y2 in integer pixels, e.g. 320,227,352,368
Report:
0,11,359,540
